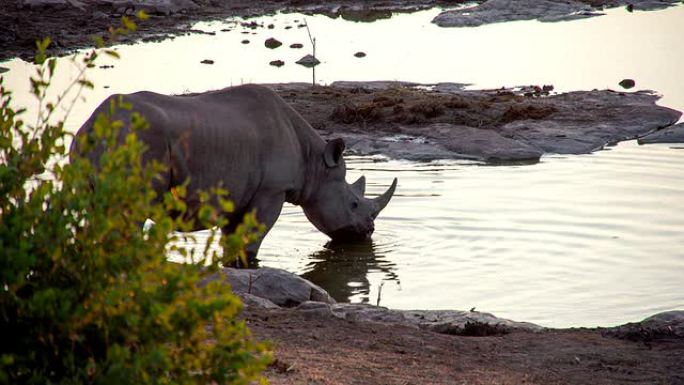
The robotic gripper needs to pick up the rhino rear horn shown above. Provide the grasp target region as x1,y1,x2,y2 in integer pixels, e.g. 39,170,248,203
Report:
351,175,366,196
373,177,398,215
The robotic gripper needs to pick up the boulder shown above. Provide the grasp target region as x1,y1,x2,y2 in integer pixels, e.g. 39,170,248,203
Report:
201,267,335,307
638,122,684,144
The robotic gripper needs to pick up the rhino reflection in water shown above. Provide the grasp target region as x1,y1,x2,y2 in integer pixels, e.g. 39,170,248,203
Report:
72,84,397,263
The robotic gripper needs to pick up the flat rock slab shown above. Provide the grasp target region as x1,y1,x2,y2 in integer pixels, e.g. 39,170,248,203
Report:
432,0,681,27
201,267,335,307
272,82,681,162
638,122,684,144
330,303,544,333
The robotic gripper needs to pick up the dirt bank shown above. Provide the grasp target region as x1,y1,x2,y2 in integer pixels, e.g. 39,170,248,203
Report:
270,81,681,162
1,0,680,62
209,266,684,385
245,306,684,385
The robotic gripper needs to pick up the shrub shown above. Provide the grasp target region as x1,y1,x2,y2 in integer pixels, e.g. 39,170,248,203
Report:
0,14,269,385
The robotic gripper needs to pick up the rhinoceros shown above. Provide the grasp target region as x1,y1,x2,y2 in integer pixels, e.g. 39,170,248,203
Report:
72,84,397,262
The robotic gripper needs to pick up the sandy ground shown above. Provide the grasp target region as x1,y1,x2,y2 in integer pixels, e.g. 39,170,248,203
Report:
244,306,684,385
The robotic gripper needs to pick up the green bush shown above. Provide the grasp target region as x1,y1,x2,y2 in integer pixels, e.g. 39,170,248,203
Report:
0,15,269,385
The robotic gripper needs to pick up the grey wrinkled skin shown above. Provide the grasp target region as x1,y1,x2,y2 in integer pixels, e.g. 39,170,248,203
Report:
71,84,397,263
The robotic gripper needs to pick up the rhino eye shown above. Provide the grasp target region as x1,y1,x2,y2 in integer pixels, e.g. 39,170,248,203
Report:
351,201,359,210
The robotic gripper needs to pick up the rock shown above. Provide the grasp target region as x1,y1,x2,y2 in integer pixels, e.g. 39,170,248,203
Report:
275,81,681,162
638,122,684,144
289,43,304,49
201,267,335,307
269,60,285,67
241,21,260,29
238,292,280,309
331,80,419,91
267,24,275,29
622,0,681,11
619,78,636,89
264,37,282,49
498,90,681,155
110,0,198,16
432,0,598,27
285,26,293,30
200,59,214,64
98,64,115,69
426,124,544,162
296,301,334,317
295,54,321,68
92,10,108,19
604,311,684,340
403,309,543,334
328,303,542,334
20,0,70,9
241,39,250,44
354,51,366,58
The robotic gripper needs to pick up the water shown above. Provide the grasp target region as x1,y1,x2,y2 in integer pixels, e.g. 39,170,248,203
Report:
2,5,683,327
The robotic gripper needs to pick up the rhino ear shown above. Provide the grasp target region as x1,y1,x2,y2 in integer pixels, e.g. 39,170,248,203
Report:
323,138,345,168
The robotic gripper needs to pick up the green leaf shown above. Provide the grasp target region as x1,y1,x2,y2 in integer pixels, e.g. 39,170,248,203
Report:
104,49,120,59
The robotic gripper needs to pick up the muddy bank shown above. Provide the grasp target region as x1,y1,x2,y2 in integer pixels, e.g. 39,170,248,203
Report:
212,267,684,384
1,0,682,62
268,81,681,162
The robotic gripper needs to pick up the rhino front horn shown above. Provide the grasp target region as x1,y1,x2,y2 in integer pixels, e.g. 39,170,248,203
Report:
373,177,398,215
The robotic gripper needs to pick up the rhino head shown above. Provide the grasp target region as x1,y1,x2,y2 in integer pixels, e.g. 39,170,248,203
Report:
302,138,398,242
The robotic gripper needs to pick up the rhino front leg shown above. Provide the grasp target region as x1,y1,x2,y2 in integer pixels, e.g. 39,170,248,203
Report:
221,192,286,268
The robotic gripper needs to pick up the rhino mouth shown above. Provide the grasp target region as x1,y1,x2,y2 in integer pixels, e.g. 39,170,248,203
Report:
329,225,374,242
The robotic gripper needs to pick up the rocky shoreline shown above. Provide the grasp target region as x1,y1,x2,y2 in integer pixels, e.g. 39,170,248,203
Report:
209,266,684,384
213,266,683,337
268,81,682,162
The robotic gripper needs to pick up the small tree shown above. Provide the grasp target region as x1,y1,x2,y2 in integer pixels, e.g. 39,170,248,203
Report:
0,14,269,384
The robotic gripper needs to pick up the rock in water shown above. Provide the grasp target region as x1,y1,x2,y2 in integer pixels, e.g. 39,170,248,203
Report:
619,78,636,89
638,122,684,144
432,0,598,27
200,59,214,65
289,43,304,49
354,51,366,58
296,54,321,68
269,60,285,67
264,37,282,49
